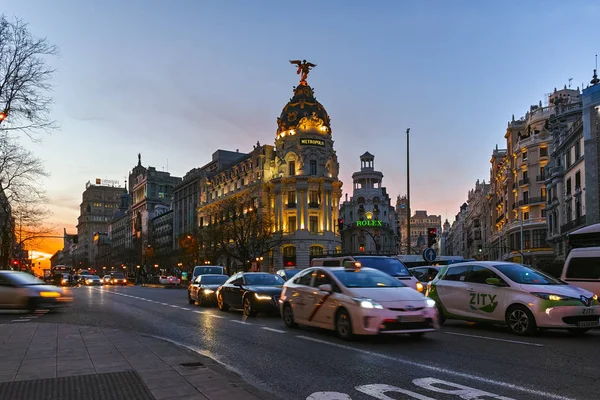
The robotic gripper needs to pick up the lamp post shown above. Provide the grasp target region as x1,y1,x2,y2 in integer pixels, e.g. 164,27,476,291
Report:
406,128,412,255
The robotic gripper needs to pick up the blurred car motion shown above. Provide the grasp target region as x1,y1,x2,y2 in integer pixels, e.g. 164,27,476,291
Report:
0,271,72,311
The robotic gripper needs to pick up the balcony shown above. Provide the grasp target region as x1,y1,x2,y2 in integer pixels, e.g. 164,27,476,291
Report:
536,175,546,182
308,202,320,209
518,178,530,186
518,197,545,206
561,215,586,234
286,202,297,209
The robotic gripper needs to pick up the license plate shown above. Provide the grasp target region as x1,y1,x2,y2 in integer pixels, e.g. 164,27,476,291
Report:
582,308,594,315
398,315,425,323
577,320,598,328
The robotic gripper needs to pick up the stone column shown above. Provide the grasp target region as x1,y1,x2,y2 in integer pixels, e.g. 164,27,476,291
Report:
303,190,309,231
295,189,301,231
322,191,328,232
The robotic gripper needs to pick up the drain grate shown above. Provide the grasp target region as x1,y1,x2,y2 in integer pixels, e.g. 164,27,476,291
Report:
180,362,205,368
0,371,154,400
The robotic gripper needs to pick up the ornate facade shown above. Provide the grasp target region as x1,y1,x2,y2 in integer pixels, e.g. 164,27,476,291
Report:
339,152,397,254
197,65,342,270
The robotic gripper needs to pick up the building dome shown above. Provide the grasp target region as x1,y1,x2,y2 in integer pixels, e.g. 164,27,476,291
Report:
276,84,331,135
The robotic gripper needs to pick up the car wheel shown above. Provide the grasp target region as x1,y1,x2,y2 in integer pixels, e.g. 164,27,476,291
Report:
27,298,39,313
335,308,353,340
506,305,537,336
436,305,446,325
243,296,258,317
282,303,298,328
568,328,591,336
217,293,229,311
188,292,195,305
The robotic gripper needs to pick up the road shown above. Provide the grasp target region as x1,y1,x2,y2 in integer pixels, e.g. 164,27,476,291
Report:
1,285,598,400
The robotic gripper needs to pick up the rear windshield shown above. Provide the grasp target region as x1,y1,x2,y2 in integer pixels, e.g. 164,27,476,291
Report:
333,269,405,288
200,275,228,284
112,273,125,278
193,266,223,276
353,257,411,277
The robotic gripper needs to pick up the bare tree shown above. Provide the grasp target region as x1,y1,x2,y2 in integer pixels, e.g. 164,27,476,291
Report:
0,132,50,268
201,193,283,271
0,15,58,139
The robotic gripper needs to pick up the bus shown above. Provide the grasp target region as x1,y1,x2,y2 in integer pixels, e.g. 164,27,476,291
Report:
567,223,600,249
395,255,475,268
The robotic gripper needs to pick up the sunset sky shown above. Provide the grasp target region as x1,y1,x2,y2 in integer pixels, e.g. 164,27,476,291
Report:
2,0,599,267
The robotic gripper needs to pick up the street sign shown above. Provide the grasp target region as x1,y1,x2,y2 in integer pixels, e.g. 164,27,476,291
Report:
423,248,437,263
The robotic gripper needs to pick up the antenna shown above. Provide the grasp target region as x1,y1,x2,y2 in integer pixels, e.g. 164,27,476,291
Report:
167,157,169,173
568,78,573,88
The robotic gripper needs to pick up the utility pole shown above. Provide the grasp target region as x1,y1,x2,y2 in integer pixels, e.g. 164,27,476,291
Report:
406,128,411,255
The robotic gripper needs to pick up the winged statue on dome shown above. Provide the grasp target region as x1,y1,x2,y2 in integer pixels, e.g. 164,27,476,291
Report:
289,60,316,85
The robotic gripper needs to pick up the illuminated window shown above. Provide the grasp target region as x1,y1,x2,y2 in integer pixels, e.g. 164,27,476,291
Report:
287,216,297,232
288,161,295,176
309,160,317,176
309,216,318,233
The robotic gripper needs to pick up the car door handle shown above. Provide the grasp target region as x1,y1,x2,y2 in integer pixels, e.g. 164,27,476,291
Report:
466,288,475,292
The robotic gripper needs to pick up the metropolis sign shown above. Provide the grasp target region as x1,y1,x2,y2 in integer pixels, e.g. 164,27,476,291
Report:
300,138,325,147
356,220,383,227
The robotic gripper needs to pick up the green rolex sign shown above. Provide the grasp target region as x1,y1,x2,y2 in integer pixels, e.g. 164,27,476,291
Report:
356,220,382,227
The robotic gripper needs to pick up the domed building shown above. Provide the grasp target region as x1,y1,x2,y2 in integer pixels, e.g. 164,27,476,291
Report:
268,68,343,268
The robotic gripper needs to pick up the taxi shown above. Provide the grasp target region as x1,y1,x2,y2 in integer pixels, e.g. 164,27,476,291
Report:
426,261,600,335
279,262,439,340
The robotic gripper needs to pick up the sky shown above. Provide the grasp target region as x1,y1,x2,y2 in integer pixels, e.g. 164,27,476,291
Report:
1,0,599,264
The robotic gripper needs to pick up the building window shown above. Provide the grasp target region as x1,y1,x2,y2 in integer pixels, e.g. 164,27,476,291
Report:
287,216,297,232
287,191,296,207
532,229,547,248
523,211,530,221
309,245,324,258
575,198,582,219
541,187,546,199
288,161,295,176
575,171,581,190
309,160,317,176
540,147,548,157
523,191,529,204
566,178,572,196
522,150,528,161
565,200,572,223
565,150,572,168
575,140,581,160
309,190,319,207
282,246,296,267
309,216,318,233
523,170,528,180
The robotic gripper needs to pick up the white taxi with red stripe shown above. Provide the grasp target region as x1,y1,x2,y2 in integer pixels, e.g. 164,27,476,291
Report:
279,262,439,340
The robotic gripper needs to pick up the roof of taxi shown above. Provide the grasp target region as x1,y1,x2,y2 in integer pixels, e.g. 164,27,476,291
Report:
445,261,519,267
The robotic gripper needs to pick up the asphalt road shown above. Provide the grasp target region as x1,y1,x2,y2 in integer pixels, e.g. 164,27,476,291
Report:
1,285,598,400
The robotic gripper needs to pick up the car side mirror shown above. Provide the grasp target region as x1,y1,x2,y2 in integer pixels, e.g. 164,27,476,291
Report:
485,278,503,286
318,284,332,292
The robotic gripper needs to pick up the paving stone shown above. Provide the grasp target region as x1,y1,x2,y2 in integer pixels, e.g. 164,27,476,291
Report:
151,382,201,400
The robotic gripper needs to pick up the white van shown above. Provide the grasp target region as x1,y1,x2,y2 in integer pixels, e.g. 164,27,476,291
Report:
561,247,600,294
311,255,423,292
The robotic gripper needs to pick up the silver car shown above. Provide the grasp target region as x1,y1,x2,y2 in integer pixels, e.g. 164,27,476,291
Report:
0,271,71,311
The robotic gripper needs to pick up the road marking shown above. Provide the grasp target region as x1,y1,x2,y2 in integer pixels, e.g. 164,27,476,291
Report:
231,320,250,325
160,303,168,306
170,305,179,308
181,307,191,311
11,319,29,322
444,332,544,347
208,314,224,319
193,310,206,314
261,327,286,334
294,336,576,400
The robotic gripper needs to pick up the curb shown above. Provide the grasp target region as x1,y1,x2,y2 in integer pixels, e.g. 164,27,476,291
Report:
145,333,279,400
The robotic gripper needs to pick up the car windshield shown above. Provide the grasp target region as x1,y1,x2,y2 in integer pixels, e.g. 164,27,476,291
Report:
193,266,223,276
353,257,411,277
244,274,284,286
283,269,301,279
333,269,405,288
200,275,228,284
112,273,125,279
494,263,563,285
6,272,46,286
87,276,99,279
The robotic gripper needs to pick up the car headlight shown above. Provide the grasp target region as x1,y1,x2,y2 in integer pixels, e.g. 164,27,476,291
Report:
203,289,215,295
532,293,575,301
352,298,383,309
40,291,61,298
416,282,424,292
425,298,436,308
255,293,272,300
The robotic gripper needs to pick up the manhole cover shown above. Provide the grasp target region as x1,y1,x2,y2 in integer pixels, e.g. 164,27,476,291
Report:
180,362,205,368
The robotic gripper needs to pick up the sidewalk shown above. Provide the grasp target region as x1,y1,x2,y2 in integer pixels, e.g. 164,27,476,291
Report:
0,323,277,400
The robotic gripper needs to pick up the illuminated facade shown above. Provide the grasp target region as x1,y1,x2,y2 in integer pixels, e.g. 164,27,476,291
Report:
197,69,342,270
339,152,397,254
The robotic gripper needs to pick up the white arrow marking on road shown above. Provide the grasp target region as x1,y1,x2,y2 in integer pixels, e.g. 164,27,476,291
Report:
356,384,435,400
444,332,544,347
262,327,286,334
412,378,515,400
306,392,352,400
295,335,578,400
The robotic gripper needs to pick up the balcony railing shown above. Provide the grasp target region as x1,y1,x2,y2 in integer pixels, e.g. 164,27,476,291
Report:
560,215,586,234
308,202,320,209
518,197,545,206
536,175,546,182
518,178,530,186
286,202,297,209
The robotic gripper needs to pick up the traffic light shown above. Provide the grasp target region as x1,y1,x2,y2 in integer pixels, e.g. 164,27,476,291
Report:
338,218,344,232
427,228,437,247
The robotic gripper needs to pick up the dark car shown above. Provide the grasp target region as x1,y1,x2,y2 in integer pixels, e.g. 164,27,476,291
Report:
188,274,229,306
110,272,127,286
276,269,302,281
217,272,284,317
